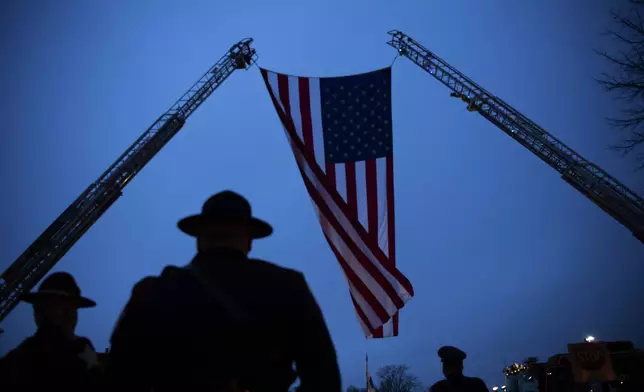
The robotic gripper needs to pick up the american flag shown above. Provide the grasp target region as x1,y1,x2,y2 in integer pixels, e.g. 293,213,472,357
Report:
260,67,414,338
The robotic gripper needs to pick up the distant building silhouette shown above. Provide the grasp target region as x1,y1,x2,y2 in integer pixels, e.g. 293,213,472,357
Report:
500,341,644,392
503,363,540,392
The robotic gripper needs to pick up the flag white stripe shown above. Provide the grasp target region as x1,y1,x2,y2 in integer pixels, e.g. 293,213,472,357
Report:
287,105,403,314
267,73,285,114
376,157,389,256
288,76,303,141
313,202,381,336
357,311,371,337
269,71,412,303
286,121,412,305
348,282,380,331
318,210,398,316
382,317,394,336
335,163,347,202
355,160,368,230
308,78,327,169
263,69,412,338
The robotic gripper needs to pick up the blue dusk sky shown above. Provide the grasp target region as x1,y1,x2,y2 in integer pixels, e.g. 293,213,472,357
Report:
1,0,643,388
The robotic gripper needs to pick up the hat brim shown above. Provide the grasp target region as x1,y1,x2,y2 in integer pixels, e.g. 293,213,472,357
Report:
20,292,96,308
177,215,273,239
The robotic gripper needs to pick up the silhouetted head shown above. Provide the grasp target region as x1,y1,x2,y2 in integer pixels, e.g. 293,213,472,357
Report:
21,272,96,338
177,190,273,256
442,360,464,378
438,346,467,377
196,222,254,255
32,297,78,338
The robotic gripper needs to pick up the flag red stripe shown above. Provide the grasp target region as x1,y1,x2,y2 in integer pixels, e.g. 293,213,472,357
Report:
260,69,413,338
326,163,336,186
298,77,314,156
345,162,357,220
266,73,405,312
263,69,398,278
297,166,400,317
324,229,388,329
297,141,400,279
387,154,401,336
332,240,390,324
365,158,388,339
393,312,399,336
386,155,396,265
387,153,399,336
350,294,375,334
261,70,409,303
266,72,409,307
277,74,290,119
298,170,390,323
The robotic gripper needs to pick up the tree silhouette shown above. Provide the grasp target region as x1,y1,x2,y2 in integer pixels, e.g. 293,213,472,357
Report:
376,364,423,392
597,0,644,169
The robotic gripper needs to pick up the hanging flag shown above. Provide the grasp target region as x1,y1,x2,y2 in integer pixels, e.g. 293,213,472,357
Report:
259,66,414,338
366,354,377,392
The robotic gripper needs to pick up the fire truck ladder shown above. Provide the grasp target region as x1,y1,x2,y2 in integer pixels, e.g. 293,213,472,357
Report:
387,30,644,244
0,38,257,324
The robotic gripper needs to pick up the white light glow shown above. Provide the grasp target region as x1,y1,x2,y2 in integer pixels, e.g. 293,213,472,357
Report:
585,336,596,343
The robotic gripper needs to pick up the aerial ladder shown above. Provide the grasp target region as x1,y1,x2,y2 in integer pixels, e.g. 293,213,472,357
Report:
387,30,644,244
0,38,257,324
2,33,643,326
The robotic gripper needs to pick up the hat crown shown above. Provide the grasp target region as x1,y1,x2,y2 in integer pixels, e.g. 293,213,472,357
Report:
438,346,467,362
39,272,82,297
178,190,273,239
201,190,252,220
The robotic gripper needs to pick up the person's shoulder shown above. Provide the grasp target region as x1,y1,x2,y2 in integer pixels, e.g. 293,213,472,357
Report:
74,336,96,350
111,271,181,338
130,266,187,298
0,336,36,367
428,379,449,392
119,271,181,313
128,275,162,303
249,258,304,280
464,376,488,390
0,343,22,362
7,335,37,353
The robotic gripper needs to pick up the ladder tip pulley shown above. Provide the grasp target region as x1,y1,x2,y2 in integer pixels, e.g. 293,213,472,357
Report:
229,38,257,70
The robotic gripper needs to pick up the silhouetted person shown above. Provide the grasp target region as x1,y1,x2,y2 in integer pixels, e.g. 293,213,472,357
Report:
105,190,341,392
429,346,489,392
0,272,102,391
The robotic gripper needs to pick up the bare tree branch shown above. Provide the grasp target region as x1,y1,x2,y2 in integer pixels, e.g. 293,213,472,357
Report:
376,365,423,392
597,1,644,169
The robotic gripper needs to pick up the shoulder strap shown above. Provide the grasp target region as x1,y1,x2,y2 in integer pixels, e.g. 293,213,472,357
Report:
182,264,247,320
